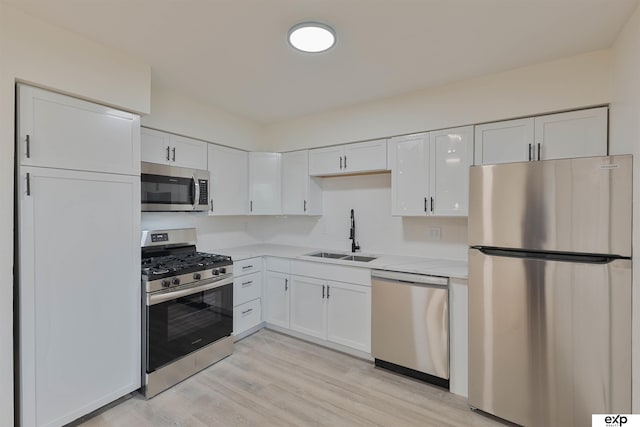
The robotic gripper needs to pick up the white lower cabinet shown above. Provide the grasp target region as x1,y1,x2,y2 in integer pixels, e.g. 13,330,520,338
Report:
326,281,371,353
290,276,326,339
234,299,262,335
233,258,263,336
288,272,371,353
265,271,290,328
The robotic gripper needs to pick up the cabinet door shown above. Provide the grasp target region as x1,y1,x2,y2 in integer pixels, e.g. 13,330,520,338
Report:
208,144,249,215
290,276,326,339
429,126,474,217
308,146,343,175
17,84,140,175
388,133,429,216
265,272,290,328
282,151,309,215
170,135,208,170
326,281,371,352
343,139,387,173
18,167,140,427
141,127,171,165
535,107,608,161
474,118,534,165
249,152,282,214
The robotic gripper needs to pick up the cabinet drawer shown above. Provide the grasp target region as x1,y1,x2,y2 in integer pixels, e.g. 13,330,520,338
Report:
234,272,262,306
234,257,262,276
234,299,261,334
266,257,290,273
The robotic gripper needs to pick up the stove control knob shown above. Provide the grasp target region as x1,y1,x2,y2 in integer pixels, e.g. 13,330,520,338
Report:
193,273,202,280
212,269,220,276
172,278,180,286
219,267,226,274
161,280,171,288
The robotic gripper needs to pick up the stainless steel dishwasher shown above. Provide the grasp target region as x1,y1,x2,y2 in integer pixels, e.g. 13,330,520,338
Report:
371,269,449,388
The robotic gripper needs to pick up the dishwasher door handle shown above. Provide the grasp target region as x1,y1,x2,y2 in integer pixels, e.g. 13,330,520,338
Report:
371,270,448,287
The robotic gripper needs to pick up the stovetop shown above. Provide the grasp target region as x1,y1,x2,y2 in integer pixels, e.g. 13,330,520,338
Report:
142,252,233,281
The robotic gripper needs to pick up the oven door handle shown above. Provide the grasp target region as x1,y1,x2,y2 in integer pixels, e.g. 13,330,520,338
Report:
192,175,200,211
148,277,232,306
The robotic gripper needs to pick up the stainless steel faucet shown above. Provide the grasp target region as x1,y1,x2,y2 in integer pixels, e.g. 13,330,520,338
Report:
349,209,360,253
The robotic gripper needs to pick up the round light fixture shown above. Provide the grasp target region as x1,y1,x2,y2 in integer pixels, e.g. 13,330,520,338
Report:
288,22,336,53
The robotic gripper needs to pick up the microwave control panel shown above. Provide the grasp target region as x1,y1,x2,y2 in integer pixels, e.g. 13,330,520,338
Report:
198,180,208,205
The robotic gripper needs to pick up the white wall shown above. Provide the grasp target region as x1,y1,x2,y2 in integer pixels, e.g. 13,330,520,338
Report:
0,2,152,424
263,50,612,152
142,85,264,151
610,2,640,413
141,213,264,251
262,174,468,259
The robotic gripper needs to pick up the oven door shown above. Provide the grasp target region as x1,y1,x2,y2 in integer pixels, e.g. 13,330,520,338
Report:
141,162,209,212
146,278,233,373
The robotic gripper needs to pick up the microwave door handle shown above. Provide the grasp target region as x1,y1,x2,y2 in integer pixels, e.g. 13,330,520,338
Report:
192,175,200,211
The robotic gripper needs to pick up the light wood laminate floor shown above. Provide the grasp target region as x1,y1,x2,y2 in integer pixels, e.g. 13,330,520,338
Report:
80,329,506,427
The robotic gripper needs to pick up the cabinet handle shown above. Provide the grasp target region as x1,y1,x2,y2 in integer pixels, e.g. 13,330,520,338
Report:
340,156,343,169
344,155,347,169
26,173,31,196
528,143,532,161
242,265,253,270
424,197,427,212
172,147,176,162
250,200,253,212
327,285,330,299
26,135,31,158
241,281,253,287
166,146,170,161
537,143,541,161
285,278,288,291
304,200,307,212
210,199,214,211
430,197,434,213
242,308,253,316
322,284,325,299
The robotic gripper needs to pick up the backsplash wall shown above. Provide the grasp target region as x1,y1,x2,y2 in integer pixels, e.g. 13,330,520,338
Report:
261,173,469,260
142,174,469,260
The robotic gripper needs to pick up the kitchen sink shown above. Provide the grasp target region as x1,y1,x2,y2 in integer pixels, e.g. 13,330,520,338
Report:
305,251,377,262
307,251,347,259
339,255,377,262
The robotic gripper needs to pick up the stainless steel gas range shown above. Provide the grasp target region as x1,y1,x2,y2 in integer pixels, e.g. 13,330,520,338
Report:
141,228,233,398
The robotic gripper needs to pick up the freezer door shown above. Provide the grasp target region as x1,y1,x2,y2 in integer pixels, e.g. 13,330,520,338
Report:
468,155,632,257
468,249,631,427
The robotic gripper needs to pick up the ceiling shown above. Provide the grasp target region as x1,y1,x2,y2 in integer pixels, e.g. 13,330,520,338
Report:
6,0,639,123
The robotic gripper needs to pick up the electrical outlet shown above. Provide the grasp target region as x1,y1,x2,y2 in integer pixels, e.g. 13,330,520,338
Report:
427,226,442,241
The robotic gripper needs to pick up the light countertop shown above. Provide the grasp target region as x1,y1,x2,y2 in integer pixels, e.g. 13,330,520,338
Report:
204,243,468,279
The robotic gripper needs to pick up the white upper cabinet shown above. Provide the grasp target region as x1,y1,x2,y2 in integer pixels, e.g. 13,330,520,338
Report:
17,84,140,175
429,126,474,217
141,127,207,170
534,107,608,160
208,144,249,215
309,139,387,176
390,128,473,217
388,133,430,216
249,152,282,215
282,150,322,215
474,118,534,165
474,107,608,165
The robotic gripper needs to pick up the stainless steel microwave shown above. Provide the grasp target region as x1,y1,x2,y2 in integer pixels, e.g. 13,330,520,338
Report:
141,162,209,212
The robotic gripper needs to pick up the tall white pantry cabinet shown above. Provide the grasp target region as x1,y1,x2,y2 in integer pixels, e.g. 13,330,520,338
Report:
16,85,141,427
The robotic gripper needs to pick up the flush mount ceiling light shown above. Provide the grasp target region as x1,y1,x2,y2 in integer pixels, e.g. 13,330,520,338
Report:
288,22,336,53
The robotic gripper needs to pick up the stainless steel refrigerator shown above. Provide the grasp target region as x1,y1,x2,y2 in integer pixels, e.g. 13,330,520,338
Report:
468,155,632,427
